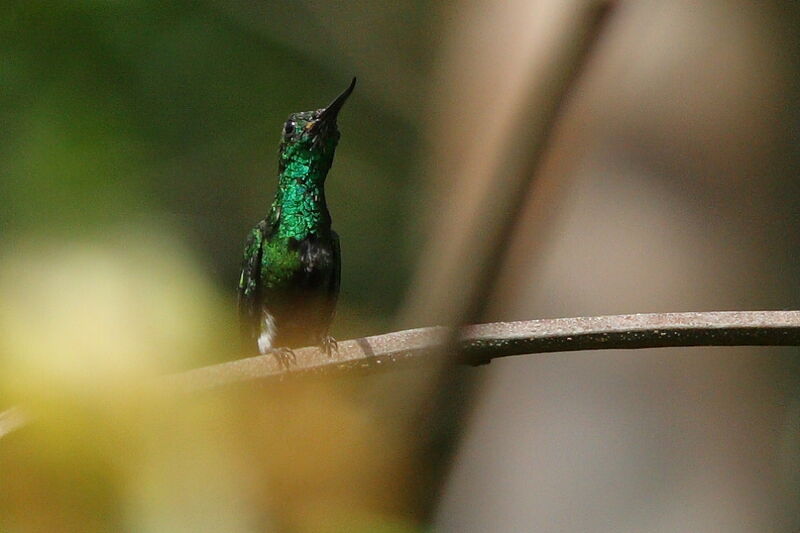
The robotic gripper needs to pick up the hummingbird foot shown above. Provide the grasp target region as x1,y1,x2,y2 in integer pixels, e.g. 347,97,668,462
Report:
320,336,339,358
270,346,297,370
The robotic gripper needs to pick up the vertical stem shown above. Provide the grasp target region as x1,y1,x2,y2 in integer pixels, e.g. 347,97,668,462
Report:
398,0,618,521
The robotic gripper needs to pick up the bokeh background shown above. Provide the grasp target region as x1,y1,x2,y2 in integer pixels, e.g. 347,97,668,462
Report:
1,1,799,532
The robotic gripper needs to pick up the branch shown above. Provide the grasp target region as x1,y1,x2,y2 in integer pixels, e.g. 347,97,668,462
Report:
2,310,798,440
164,310,800,392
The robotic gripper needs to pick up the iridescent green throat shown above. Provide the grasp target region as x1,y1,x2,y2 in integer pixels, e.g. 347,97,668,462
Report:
268,136,338,240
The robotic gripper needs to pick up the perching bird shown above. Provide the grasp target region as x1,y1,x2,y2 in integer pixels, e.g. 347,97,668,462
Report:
238,78,355,366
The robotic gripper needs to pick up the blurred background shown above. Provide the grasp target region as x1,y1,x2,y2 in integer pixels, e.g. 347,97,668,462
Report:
1,0,799,532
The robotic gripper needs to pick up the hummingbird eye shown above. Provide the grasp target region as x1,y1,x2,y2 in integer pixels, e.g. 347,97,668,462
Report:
284,121,295,135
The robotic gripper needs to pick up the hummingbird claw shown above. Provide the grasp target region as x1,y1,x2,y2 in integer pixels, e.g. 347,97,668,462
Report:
270,347,297,370
320,336,339,358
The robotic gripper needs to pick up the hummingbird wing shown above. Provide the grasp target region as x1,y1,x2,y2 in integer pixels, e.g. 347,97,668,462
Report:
237,220,269,348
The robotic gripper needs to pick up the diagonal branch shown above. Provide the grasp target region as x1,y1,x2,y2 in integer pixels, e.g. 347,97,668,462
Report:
164,310,800,392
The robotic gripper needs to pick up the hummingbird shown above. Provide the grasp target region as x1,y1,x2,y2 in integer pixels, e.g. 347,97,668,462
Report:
238,78,355,366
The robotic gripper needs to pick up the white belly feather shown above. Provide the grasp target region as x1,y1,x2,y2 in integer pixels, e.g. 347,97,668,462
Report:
257,312,277,354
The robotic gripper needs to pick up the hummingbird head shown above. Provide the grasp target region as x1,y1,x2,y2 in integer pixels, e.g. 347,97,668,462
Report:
279,78,356,169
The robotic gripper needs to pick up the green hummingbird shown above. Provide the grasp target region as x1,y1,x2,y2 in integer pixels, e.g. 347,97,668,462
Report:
238,78,355,366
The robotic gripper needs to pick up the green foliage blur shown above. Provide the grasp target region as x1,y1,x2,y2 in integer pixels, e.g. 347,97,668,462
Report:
0,0,432,343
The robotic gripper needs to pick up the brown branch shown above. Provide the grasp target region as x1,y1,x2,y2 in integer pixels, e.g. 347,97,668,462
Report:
2,310,798,441
163,310,800,392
